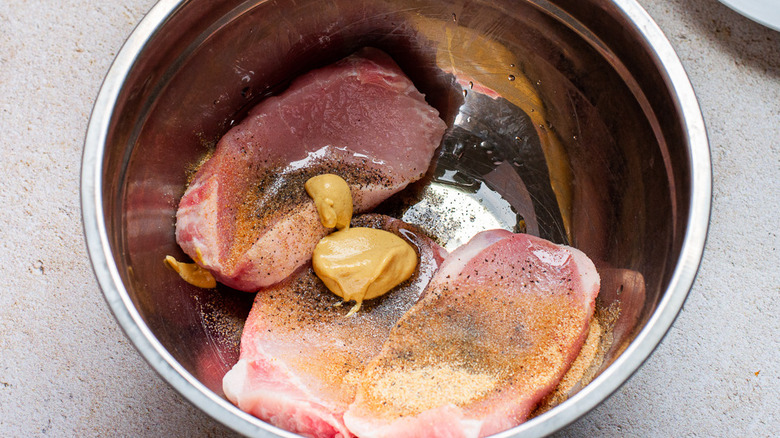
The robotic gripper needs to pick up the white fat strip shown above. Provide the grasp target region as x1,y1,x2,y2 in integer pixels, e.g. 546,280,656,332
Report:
434,229,514,281
177,177,220,268
565,244,601,301
222,358,247,404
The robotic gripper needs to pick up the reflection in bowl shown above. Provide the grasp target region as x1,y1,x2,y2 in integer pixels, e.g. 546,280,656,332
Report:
82,0,710,436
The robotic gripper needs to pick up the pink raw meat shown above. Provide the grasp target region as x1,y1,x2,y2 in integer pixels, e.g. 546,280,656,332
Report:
176,48,446,291
344,230,600,438
223,215,447,438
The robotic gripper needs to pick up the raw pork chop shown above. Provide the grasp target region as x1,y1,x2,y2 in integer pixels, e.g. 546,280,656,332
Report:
176,48,446,291
223,215,447,438
344,230,600,438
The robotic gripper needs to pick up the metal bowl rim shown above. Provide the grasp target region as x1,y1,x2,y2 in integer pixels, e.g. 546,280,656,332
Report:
80,0,711,436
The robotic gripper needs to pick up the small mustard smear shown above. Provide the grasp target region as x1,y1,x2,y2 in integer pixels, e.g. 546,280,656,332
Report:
306,174,418,316
164,255,216,289
305,174,353,230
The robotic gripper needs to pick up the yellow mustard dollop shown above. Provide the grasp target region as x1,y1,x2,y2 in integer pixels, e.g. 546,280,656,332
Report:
305,174,418,316
305,174,353,230
313,228,417,316
164,255,216,289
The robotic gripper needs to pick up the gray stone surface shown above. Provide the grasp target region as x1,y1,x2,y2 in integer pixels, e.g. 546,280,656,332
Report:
0,0,777,436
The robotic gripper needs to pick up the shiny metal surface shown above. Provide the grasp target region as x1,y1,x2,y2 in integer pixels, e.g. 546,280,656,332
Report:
81,0,711,436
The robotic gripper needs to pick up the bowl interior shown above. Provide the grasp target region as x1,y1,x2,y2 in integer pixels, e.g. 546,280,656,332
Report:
94,0,698,435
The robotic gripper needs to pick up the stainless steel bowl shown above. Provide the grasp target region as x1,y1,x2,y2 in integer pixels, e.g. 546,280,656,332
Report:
82,0,711,436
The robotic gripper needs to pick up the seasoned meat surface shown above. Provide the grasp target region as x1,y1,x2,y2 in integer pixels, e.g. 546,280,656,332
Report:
344,230,600,438
176,48,446,291
222,215,446,438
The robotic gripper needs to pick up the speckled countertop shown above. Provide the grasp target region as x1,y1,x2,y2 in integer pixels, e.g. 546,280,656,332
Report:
1,0,778,436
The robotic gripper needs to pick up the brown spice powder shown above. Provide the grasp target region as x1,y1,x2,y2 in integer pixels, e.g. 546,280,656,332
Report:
369,364,500,416
227,158,388,270
533,300,621,415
